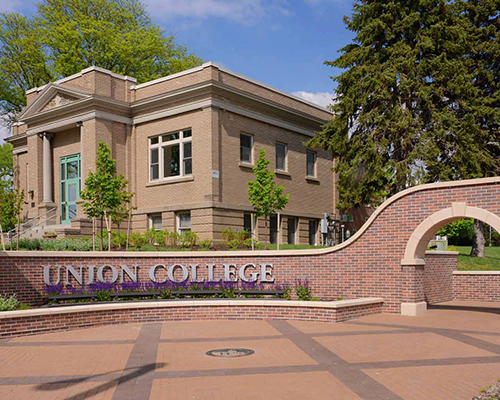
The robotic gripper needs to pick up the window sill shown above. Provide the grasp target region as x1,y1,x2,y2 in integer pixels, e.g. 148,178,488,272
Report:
239,162,255,169
275,170,291,177
305,176,320,183
146,176,194,187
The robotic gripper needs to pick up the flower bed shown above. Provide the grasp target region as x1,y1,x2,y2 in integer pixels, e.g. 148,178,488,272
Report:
44,280,296,306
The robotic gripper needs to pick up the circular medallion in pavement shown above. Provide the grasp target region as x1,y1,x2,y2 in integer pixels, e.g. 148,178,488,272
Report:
206,348,254,358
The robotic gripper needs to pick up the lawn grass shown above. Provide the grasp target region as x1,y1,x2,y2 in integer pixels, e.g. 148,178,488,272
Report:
454,246,500,271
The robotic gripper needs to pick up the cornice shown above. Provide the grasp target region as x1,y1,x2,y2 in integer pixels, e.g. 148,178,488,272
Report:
26,66,136,95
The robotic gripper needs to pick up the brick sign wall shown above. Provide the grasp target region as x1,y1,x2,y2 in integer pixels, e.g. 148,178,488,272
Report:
0,177,498,313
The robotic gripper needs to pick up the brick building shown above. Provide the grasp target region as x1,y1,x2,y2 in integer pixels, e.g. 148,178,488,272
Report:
7,62,337,244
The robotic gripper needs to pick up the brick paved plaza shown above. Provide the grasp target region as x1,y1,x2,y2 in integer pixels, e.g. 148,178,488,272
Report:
0,301,499,399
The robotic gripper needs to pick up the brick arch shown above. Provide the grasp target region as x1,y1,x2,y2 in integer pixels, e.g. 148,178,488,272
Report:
402,203,500,264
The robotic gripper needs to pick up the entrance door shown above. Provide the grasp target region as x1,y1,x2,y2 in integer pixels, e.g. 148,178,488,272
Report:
60,154,80,224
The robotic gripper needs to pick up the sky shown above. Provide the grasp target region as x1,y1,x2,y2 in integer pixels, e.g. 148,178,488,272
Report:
0,0,356,141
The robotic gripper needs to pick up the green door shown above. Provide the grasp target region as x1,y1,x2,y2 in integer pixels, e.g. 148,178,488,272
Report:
60,154,80,224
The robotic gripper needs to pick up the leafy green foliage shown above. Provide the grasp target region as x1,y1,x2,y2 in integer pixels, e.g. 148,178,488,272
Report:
0,143,25,232
0,13,52,123
310,0,500,210
80,141,133,231
180,231,198,248
95,290,111,302
0,0,202,124
295,281,312,301
0,293,19,311
39,237,94,251
247,149,289,243
437,219,474,245
198,239,213,250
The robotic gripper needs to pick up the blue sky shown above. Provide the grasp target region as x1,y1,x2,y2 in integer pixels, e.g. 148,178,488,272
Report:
0,0,356,139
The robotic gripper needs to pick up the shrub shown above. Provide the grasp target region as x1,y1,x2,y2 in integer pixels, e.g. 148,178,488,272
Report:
0,294,19,311
243,238,255,249
198,239,213,250
111,231,127,248
296,280,312,301
447,246,457,252
40,238,94,251
236,230,249,241
166,231,180,247
95,290,111,302
129,232,147,248
140,244,156,252
18,238,42,250
180,231,198,248
159,288,174,299
221,227,236,242
227,239,243,250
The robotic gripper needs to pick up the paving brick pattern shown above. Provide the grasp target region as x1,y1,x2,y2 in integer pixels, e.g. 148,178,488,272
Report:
1,301,500,399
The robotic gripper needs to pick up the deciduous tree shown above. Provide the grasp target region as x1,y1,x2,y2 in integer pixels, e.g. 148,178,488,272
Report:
80,141,133,250
248,149,289,247
0,0,202,125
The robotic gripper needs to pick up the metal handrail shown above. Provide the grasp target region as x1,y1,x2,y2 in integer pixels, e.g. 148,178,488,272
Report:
7,207,58,240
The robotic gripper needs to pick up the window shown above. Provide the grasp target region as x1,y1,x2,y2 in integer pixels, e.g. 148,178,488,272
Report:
149,214,162,231
287,217,297,245
177,212,191,235
149,129,192,181
309,220,318,246
341,213,354,222
270,215,278,245
244,213,252,236
276,143,287,171
306,150,316,177
240,133,253,164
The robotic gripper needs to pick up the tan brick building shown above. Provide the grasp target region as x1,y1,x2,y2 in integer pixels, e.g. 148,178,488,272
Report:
7,62,336,244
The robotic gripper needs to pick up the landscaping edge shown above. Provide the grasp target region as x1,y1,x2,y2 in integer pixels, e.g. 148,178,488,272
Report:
0,297,384,338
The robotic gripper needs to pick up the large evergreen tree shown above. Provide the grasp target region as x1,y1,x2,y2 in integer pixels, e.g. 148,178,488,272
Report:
310,0,500,256
0,0,202,126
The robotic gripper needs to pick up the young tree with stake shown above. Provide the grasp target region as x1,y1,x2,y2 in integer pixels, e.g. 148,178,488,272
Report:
248,149,289,249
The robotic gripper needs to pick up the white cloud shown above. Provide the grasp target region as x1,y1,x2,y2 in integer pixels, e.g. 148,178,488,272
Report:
292,90,335,109
144,0,291,25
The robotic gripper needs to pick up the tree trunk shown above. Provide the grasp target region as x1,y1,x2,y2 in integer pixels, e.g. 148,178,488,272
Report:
470,219,486,258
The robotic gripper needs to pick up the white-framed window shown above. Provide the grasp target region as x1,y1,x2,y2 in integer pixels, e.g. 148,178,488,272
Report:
149,214,163,231
177,212,191,235
149,129,192,182
276,142,287,171
240,133,253,164
306,150,317,177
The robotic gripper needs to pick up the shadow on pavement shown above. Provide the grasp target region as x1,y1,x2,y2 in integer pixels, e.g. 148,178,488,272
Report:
428,303,500,316
36,362,166,399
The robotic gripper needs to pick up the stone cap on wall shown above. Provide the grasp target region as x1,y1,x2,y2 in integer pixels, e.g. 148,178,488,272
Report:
0,298,384,320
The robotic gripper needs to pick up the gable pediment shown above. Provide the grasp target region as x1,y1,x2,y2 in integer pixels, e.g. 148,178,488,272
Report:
18,83,92,121
40,92,80,112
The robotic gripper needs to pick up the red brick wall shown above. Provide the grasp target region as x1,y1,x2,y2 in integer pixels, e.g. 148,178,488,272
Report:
453,272,500,302
424,252,457,304
0,179,498,313
0,302,383,339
